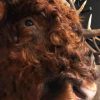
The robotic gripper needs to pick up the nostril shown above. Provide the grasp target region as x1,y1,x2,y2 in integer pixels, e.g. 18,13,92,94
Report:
73,85,87,99
80,81,97,100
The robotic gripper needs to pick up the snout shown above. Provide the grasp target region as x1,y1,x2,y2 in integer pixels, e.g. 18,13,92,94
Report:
40,72,97,100
80,80,97,100
64,80,97,100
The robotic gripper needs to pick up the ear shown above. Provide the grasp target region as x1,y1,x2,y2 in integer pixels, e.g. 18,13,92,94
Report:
0,0,6,22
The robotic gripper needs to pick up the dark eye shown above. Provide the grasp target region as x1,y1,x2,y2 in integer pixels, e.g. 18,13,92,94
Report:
25,19,33,26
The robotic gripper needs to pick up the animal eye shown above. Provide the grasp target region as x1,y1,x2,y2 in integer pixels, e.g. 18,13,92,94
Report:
25,19,33,26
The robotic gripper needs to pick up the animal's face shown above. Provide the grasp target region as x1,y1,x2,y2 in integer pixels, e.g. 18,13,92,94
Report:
0,0,98,100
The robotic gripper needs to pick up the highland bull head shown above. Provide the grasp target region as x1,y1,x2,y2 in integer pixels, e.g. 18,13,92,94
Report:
0,0,100,100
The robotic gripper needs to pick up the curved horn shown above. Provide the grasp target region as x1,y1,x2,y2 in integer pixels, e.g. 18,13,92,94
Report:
69,0,76,9
0,0,6,21
62,0,70,7
69,0,87,14
82,14,100,38
82,14,100,53
77,0,87,14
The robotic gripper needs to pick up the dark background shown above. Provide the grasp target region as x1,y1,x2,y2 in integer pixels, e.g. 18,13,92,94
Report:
83,0,100,29
75,1,100,99
84,1,100,100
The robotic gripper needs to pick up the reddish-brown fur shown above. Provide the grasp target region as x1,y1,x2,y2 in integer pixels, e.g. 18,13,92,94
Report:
0,0,97,100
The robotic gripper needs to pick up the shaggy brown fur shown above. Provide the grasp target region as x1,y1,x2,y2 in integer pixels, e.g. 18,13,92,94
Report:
0,0,97,100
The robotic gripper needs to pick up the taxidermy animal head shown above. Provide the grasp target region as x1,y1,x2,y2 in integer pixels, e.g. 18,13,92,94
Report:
0,0,100,100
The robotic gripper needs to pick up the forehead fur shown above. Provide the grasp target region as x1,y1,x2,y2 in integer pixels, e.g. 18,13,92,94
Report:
7,0,80,23
0,0,97,100
0,0,95,80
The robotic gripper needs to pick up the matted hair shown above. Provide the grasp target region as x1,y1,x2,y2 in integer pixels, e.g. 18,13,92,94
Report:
0,0,97,100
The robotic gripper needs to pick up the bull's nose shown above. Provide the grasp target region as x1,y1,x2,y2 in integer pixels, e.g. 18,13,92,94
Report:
64,81,97,100
80,80,97,100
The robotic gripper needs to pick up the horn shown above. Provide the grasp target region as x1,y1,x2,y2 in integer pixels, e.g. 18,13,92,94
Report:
62,0,70,7
0,0,6,21
82,29,100,38
77,0,87,14
69,0,76,9
82,14,100,53
69,0,87,14
83,14,100,38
